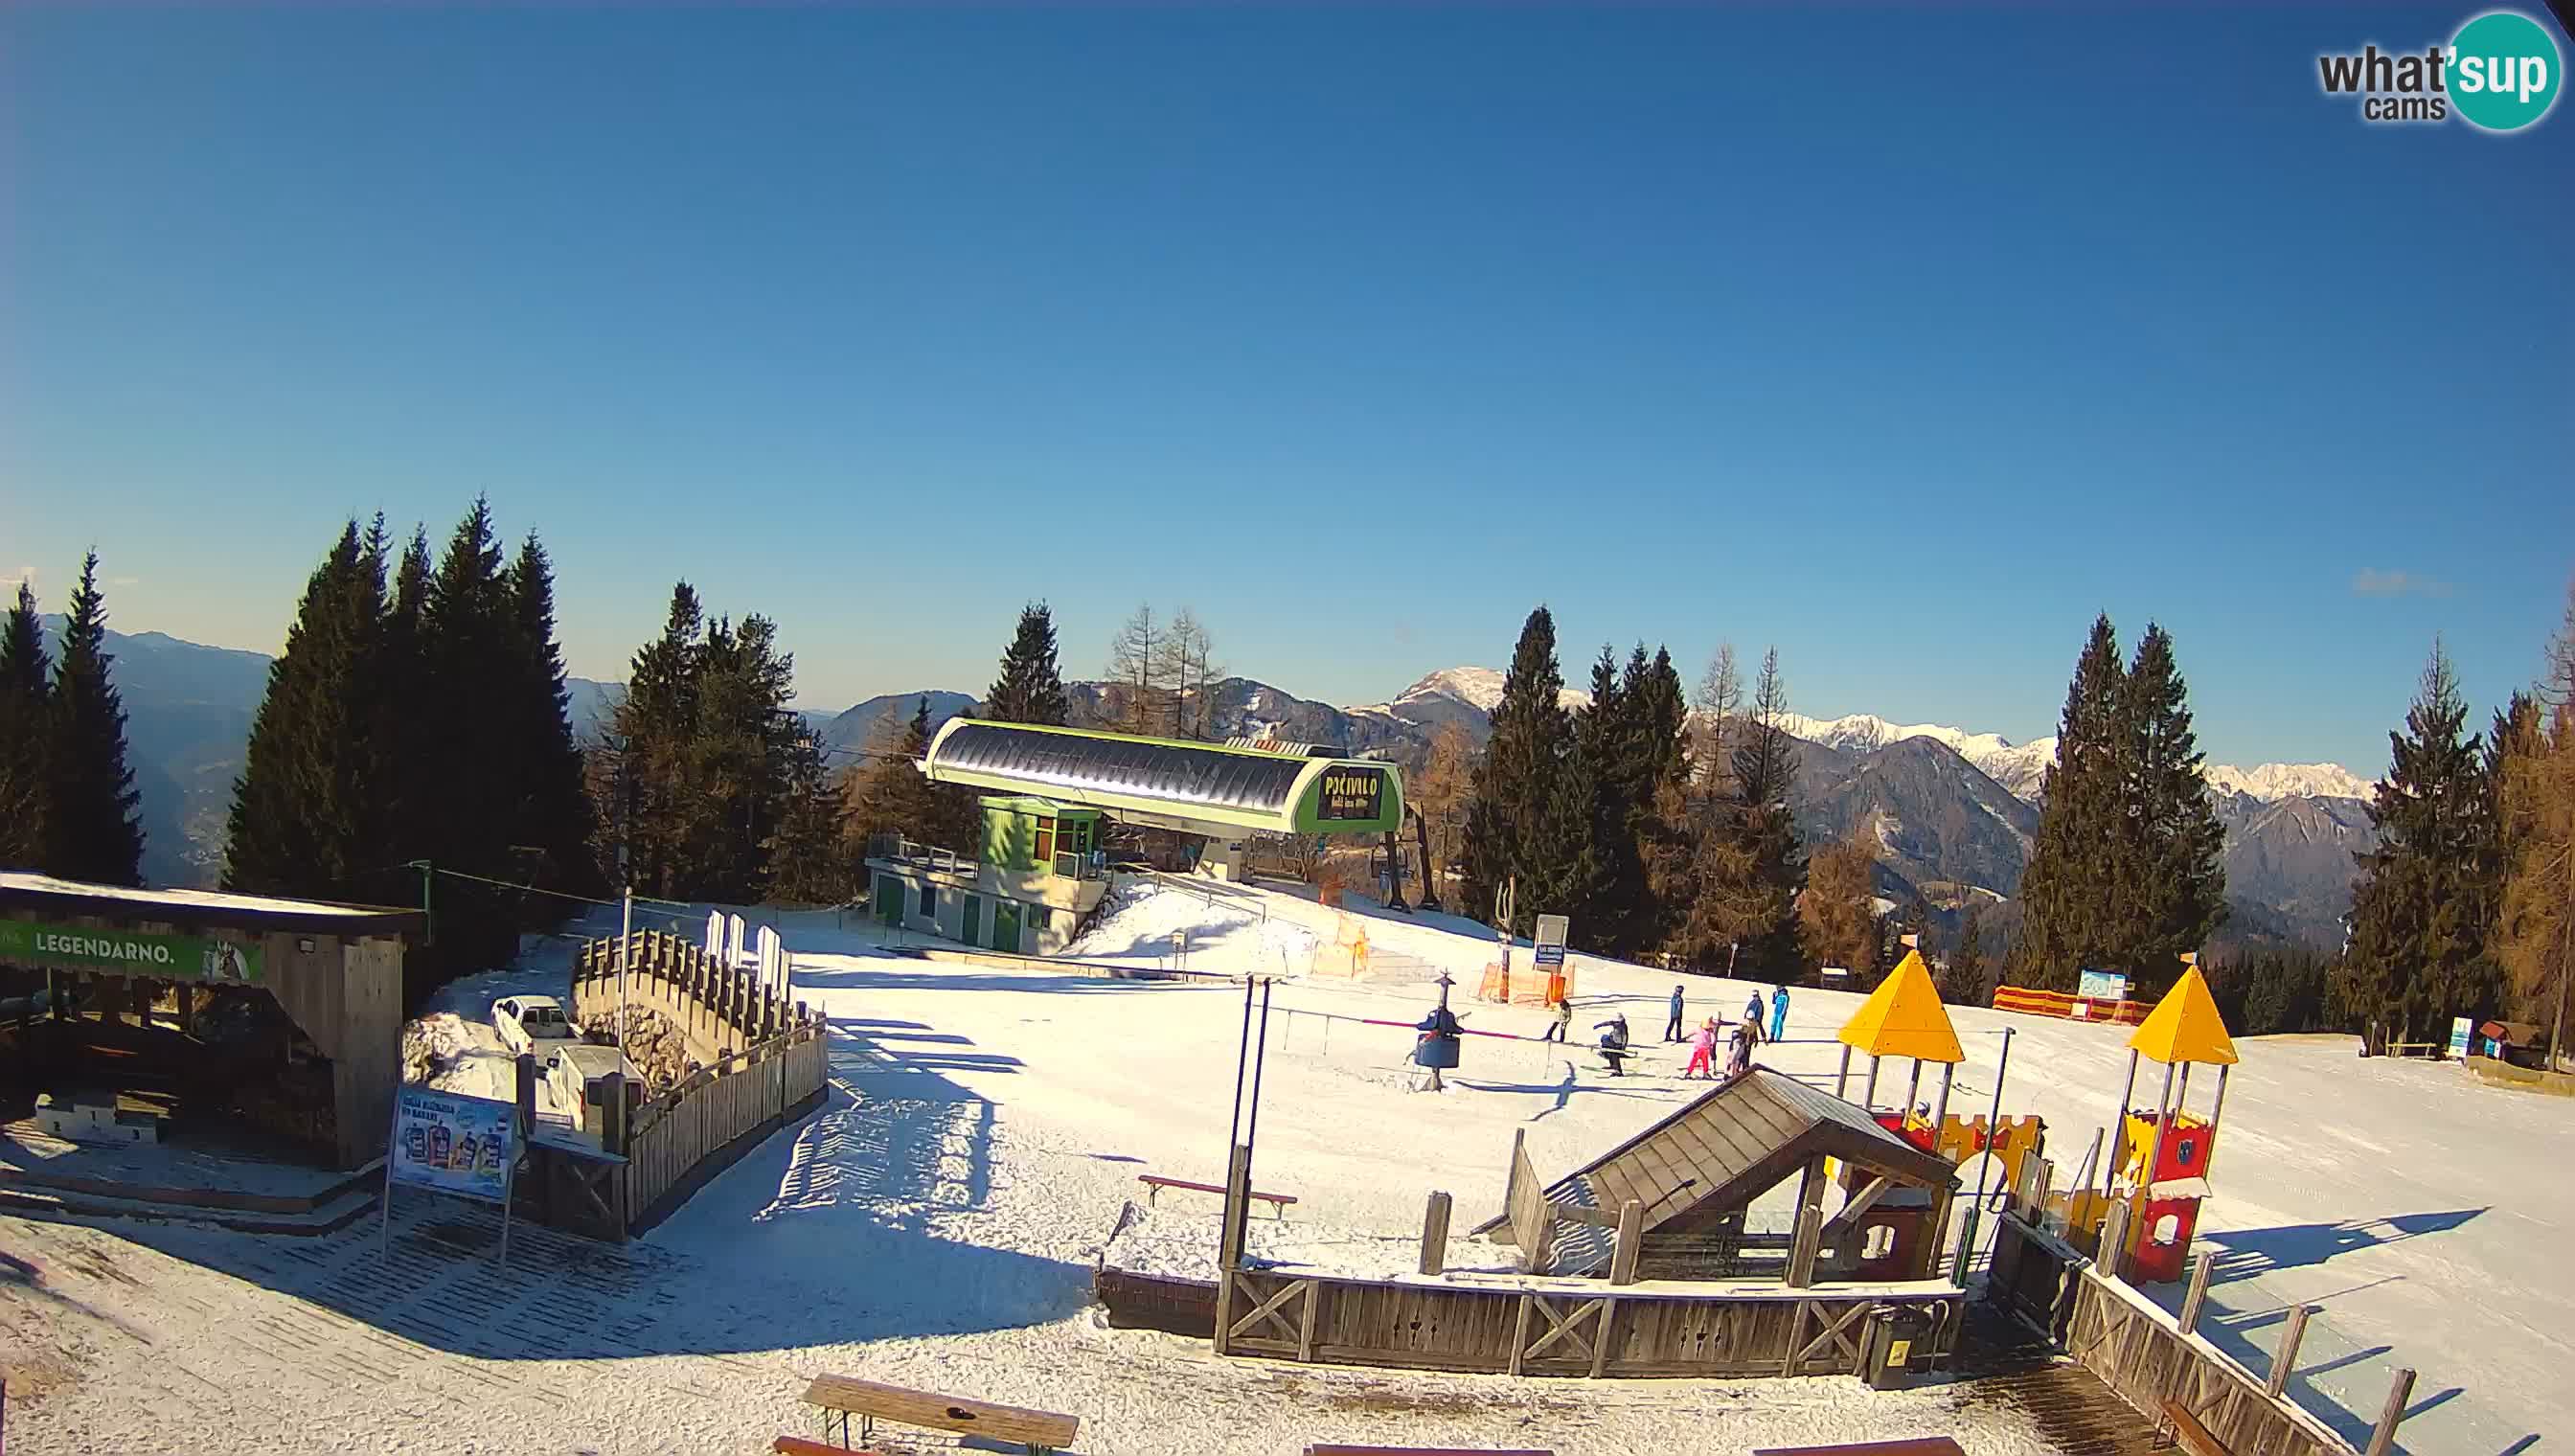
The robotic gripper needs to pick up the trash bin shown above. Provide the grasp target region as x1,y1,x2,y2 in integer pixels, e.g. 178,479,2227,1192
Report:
1858,1303,1935,1390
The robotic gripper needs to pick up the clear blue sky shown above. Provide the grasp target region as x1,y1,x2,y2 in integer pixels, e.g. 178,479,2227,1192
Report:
6,5,2568,772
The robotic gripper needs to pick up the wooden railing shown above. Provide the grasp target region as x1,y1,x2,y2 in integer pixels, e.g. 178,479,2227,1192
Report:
573,928,798,1058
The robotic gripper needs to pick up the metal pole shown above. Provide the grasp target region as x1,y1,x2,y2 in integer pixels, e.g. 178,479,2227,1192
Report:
2552,857,2571,1072
1226,978,1254,1145
2138,1059,2179,1194
1834,1043,1853,1098
1931,1060,1955,1132
1861,1055,1881,1109
2100,1050,2140,1196
2202,1063,2232,1183
618,887,633,1048
1904,1058,1926,1118
1956,1027,2014,1280
1244,980,1274,1153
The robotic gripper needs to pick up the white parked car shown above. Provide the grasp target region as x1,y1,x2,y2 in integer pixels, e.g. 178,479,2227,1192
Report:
491,994,579,1056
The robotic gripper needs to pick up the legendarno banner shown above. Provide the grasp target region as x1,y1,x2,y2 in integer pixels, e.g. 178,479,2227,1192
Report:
0,921,263,984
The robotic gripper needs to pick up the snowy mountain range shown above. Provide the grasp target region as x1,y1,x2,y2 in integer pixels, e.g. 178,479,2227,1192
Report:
1368,671,2371,808
57,620,2379,948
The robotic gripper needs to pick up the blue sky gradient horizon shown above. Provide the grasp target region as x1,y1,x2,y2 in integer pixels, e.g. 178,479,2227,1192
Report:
6,6,2569,772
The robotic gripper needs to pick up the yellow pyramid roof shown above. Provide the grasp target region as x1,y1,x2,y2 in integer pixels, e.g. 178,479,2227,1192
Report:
2127,966,2239,1066
1836,949,1964,1063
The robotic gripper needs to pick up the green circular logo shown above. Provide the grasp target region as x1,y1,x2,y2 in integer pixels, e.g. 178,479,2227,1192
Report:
2450,11,2563,131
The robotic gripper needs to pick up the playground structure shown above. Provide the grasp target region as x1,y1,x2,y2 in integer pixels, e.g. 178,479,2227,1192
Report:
1831,947,2049,1245
2026,957,2237,1285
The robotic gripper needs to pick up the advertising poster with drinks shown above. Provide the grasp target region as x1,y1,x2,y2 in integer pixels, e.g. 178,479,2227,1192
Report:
389,1086,513,1202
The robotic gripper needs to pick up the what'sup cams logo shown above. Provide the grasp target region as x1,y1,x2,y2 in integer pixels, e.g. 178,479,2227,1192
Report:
2317,10,2563,130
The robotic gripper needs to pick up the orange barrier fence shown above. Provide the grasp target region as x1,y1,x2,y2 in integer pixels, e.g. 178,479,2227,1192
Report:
1992,984,2150,1026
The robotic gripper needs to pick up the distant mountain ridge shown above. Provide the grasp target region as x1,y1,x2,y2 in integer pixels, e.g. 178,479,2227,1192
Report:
32,624,2381,947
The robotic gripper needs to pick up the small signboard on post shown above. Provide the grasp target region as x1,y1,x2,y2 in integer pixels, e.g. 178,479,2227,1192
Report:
2447,1015,2473,1059
1533,914,1569,969
383,1085,518,1265
2077,967,2128,1003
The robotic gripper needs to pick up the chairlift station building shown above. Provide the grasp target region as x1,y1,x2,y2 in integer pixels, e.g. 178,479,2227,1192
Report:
862,721,1404,955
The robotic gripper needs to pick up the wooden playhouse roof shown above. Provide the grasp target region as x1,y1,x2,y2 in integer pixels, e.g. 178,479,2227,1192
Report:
1511,1069,1957,1268
1835,948,1963,1063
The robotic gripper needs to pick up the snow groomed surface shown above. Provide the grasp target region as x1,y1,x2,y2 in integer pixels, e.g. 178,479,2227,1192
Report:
2,878,2563,1454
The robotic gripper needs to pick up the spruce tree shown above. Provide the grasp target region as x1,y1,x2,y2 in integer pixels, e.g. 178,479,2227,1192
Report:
1943,898,1990,1006
378,527,436,871
44,552,146,885
505,533,600,899
1461,607,1574,935
2345,644,2502,1044
985,603,1070,725
604,582,708,897
2008,616,2129,991
1564,646,1634,952
225,522,389,899
0,582,53,865
417,499,529,973
765,723,853,904
2121,624,2228,988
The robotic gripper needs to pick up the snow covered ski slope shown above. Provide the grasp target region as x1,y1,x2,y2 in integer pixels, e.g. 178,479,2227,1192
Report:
2,880,2563,1454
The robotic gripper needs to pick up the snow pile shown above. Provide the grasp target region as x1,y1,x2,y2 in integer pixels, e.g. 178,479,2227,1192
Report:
399,1012,516,1103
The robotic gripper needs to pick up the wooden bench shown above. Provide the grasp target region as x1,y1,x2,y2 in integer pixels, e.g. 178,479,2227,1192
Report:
773,1439,883,1456
799,1375,1078,1454
1306,1447,1555,1456
2161,1399,2233,1456
1139,1172,1297,1217
2383,1040,2441,1059
1750,1432,1967,1443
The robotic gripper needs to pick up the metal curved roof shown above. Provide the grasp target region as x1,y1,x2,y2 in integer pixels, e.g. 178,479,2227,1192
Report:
928,720,1312,817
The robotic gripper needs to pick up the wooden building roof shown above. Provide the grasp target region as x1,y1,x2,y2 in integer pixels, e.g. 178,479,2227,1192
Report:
1517,1069,1958,1268
0,872,423,936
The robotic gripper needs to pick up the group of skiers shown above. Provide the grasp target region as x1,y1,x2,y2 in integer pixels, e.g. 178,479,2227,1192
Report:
1424,978,1792,1084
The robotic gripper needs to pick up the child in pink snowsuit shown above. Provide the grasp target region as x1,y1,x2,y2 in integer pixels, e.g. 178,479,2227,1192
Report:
1684,1018,1720,1079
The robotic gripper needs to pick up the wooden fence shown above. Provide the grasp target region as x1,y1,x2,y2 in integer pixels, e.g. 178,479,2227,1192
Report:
1992,985,2150,1027
621,1016,829,1232
1504,1130,1554,1274
1202,1267,1959,1379
1991,1214,2372,1456
527,928,832,1239
2065,1271,2355,1456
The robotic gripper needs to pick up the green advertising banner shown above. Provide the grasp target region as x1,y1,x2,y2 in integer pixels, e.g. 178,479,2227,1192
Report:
0,920,263,984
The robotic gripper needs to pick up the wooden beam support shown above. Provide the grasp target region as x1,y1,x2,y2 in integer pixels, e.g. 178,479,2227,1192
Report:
2177,1248,2216,1334
1419,1191,1451,1276
1823,1174,1893,1238
1296,1277,1321,1361
2365,1368,2415,1456
1588,1297,1618,1377
1787,1157,1828,1288
1508,1294,1533,1376
2265,1305,2313,1399
1608,1200,1644,1286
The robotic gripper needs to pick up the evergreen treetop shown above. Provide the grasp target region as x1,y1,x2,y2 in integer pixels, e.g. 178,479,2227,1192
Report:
985,603,1070,725
45,552,146,886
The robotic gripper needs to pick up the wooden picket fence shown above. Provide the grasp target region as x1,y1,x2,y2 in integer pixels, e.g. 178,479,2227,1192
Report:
621,1016,829,1231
